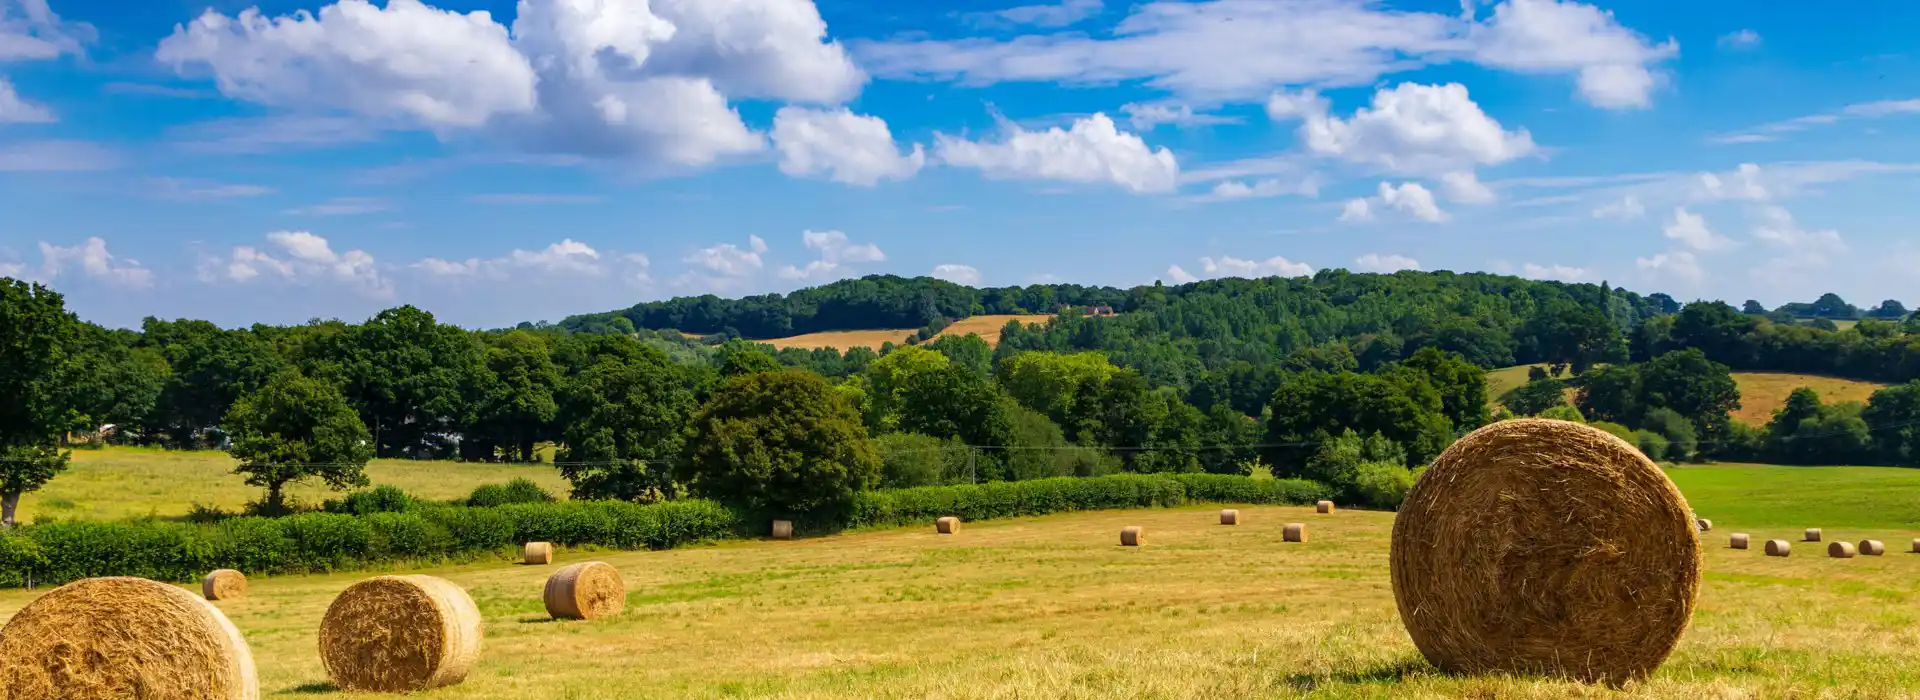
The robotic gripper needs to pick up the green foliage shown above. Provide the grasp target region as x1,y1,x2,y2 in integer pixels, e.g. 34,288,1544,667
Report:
1633,430,1670,461
1643,408,1700,462
553,345,699,502
1501,378,1568,416
862,345,950,430
326,485,417,515
466,478,556,508
305,306,489,459
995,351,1118,436
1264,369,1452,477
1399,348,1490,430
1538,404,1585,423
223,371,373,514
1302,430,1408,506
1863,381,1920,465
716,340,782,377
465,331,559,462
680,370,881,516
1639,348,1740,444
926,333,993,377
875,433,967,489
1589,421,1635,443
1764,388,1872,465
1573,365,1641,424
0,279,80,526
847,473,1330,528
1352,462,1419,510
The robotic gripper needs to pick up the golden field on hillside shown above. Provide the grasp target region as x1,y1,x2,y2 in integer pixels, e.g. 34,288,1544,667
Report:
764,314,1056,351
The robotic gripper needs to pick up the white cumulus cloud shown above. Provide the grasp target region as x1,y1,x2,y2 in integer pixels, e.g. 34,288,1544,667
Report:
1293,83,1538,176
1636,250,1704,286
1591,194,1644,219
934,113,1179,194
204,231,390,297
778,229,885,281
1171,254,1315,283
1338,198,1373,222
685,234,769,278
772,106,924,186
1354,253,1421,273
1717,29,1760,50
1521,262,1589,281
35,237,153,288
415,239,606,280
1440,170,1496,204
1470,0,1678,109
0,75,52,123
1378,181,1448,222
931,263,982,285
1663,207,1734,251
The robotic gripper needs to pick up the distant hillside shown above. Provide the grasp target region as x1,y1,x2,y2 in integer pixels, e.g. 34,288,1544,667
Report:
764,314,1056,351
1486,366,1891,426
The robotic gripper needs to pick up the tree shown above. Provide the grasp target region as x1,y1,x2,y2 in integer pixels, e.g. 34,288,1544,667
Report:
142,319,286,447
995,351,1118,438
1741,300,1767,315
1863,381,1920,466
1399,348,1490,430
1501,378,1568,416
874,432,966,488
716,340,782,377
927,333,993,377
1575,365,1642,425
1866,299,1910,320
897,365,1020,478
1669,302,1756,367
314,306,488,458
468,331,560,462
1518,304,1624,374
554,347,700,502
1263,370,1452,477
1639,348,1741,446
862,345,951,430
0,280,81,527
223,372,373,514
679,370,880,517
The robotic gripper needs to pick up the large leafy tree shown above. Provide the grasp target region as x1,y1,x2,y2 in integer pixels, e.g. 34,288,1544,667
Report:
679,370,880,516
468,331,561,462
995,351,1118,439
1263,370,1452,478
223,371,373,514
897,364,1019,478
554,345,699,502
861,345,951,430
1639,348,1741,444
1398,347,1489,430
1575,365,1643,425
1863,381,1920,465
313,306,488,457
0,279,81,527
141,318,286,446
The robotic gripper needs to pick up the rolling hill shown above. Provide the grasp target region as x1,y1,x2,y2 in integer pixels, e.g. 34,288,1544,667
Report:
1486,365,1890,425
766,314,1056,351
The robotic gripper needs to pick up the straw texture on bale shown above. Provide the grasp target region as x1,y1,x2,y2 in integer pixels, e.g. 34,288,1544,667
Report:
1829,541,1857,559
1283,523,1307,542
1120,526,1144,546
1220,509,1240,525
202,569,247,601
1912,538,1920,554
319,575,482,693
0,576,259,700
1316,500,1335,514
1729,533,1749,550
1695,518,1712,532
936,517,960,534
544,562,626,621
1766,540,1791,557
1805,528,1823,542
772,520,794,540
523,541,553,565
1859,539,1886,556
1389,419,1701,686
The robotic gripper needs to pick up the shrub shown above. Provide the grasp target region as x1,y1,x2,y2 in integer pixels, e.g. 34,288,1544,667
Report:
1643,408,1699,461
1589,421,1635,443
1352,461,1417,509
1538,404,1585,423
847,473,1328,529
679,370,881,517
1634,430,1670,462
466,478,556,508
875,433,965,488
326,485,417,515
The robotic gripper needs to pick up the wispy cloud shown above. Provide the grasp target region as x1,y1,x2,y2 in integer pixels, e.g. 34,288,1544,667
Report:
1710,98,1920,144
465,194,607,205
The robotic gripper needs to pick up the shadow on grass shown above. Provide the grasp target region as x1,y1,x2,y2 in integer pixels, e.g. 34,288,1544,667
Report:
1283,659,1430,690
278,682,338,695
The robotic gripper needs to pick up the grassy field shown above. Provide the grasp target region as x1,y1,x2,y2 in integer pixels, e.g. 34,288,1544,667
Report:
764,314,1056,351
6,476,1920,698
19,447,570,523
1730,372,1887,426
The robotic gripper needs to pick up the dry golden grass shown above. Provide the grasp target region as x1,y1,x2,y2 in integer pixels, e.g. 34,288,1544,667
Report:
7,504,1919,698
764,314,1056,352
1730,372,1888,426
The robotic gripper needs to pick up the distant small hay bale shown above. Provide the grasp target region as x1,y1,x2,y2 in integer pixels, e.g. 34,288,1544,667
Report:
319,575,482,693
1316,500,1335,514
1765,540,1792,557
522,542,554,565
202,569,247,601
1220,509,1240,526
1283,523,1307,543
1829,541,1857,559
1859,540,1886,556
0,576,259,699
544,562,625,621
1729,534,1749,550
1120,526,1144,546
1804,528,1823,542
772,520,794,540
936,517,960,534
1389,419,1700,686
1696,518,1712,532
1912,538,1920,554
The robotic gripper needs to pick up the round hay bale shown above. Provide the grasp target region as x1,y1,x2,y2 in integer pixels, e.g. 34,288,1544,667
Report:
1804,528,1822,542
523,542,553,565
1388,418,1700,686
319,575,482,693
1695,518,1712,532
1316,500,1335,514
0,576,259,699
936,517,960,534
1912,538,1920,554
543,562,625,621
1765,540,1791,557
1859,539,1886,556
1283,523,1307,543
1729,533,1749,550
1219,509,1240,526
1829,541,1857,559
1120,526,1144,546
202,569,247,601
771,520,794,540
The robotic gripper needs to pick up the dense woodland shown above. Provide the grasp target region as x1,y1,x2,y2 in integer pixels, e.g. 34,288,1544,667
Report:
7,271,1920,526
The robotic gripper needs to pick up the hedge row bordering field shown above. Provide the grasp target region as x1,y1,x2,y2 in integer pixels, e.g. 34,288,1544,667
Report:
0,473,1330,588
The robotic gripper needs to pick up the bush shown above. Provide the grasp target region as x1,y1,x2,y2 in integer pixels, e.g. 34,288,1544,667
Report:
1634,429,1670,462
1643,407,1699,461
326,485,417,515
466,478,556,508
875,433,966,488
1589,421,1635,444
1538,404,1585,423
847,473,1328,529
1352,461,1418,509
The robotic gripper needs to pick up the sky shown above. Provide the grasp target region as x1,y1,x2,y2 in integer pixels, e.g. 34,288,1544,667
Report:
4,0,1920,329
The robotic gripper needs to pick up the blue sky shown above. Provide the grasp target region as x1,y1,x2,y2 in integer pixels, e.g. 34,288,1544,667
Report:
4,0,1920,329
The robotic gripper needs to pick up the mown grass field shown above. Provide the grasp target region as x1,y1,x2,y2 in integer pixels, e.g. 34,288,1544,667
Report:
18,447,570,522
6,455,1920,697
764,314,1055,351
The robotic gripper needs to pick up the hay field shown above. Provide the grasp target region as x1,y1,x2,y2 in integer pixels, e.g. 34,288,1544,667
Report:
1730,372,1887,426
764,314,1056,351
7,466,1920,698
17,447,569,523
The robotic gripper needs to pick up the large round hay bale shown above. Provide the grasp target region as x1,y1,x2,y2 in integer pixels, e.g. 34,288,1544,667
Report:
1729,533,1749,550
1860,539,1886,556
1389,419,1700,685
543,562,625,621
1316,500,1335,514
936,517,960,534
202,569,247,601
1219,509,1240,526
1829,541,1857,559
1804,528,1822,542
319,575,483,693
1283,523,1307,542
523,542,553,565
0,576,259,699
1765,540,1791,557
1120,526,1144,546
771,520,794,540
1695,518,1712,532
